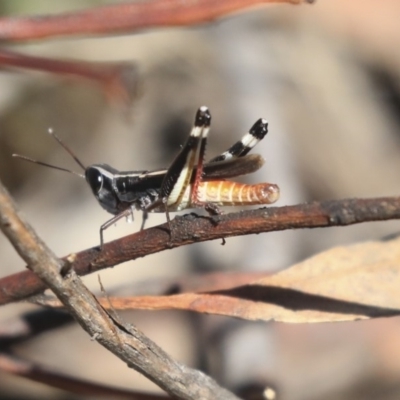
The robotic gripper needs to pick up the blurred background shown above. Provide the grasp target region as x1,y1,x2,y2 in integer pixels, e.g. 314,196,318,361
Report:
1,0,400,399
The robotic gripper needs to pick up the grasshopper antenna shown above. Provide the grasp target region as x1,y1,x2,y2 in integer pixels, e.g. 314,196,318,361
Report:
12,154,85,178
47,127,86,171
12,128,85,178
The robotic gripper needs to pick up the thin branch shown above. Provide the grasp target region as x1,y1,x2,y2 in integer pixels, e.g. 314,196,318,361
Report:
0,0,314,42
1,196,400,306
0,352,168,400
0,179,240,400
0,48,139,106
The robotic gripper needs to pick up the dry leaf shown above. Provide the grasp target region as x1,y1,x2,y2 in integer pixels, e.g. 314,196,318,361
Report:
104,236,400,323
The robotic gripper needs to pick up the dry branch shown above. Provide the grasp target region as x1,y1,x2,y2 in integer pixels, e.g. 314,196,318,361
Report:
0,48,139,106
1,196,400,306
0,0,314,42
0,352,167,400
0,179,240,400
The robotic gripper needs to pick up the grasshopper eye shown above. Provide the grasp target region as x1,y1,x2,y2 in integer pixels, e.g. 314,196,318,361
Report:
85,167,104,194
84,164,120,216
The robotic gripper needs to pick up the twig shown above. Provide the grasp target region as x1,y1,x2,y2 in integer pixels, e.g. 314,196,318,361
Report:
0,48,139,106
0,179,240,400
0,0,314,42
1,196,400,306
0,352,168,400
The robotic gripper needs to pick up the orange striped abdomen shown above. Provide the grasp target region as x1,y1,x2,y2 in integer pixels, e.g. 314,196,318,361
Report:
197,180,279,206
